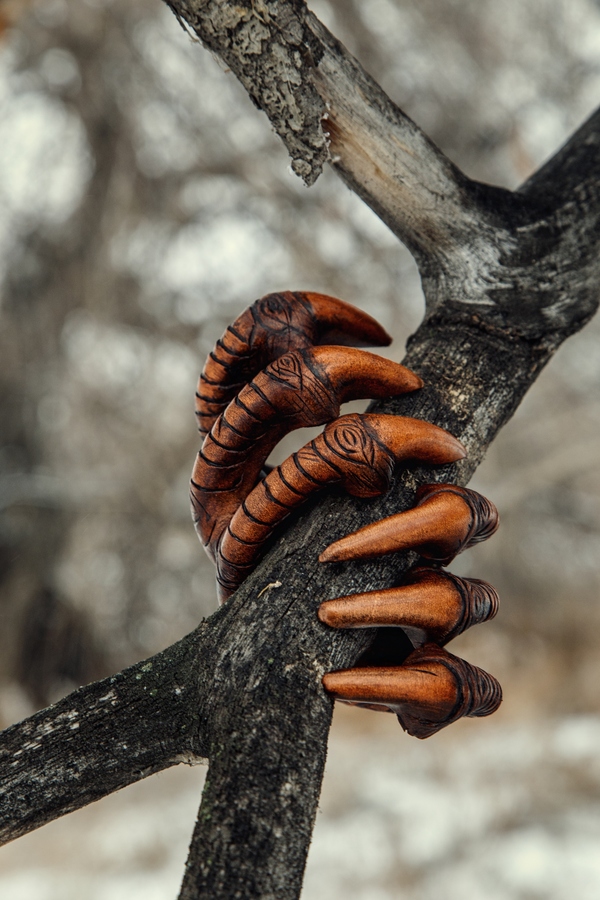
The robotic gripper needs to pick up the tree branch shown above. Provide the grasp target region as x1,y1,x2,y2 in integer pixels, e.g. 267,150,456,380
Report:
158,4,600,897
166,1,600,335
0,624,210,845
164,0,329,183
166,0,484,258
520,105,600,203
308,13,494,264
1,3,599,900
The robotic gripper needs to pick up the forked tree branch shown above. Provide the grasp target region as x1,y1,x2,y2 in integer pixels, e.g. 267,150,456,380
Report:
0,3,599,900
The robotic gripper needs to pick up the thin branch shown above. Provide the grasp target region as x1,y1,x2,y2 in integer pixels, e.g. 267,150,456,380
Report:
164,0,329,182
520,105,600,204
308,13,488,259
0,625,210,845
511,107,600,341
165,1,491,257
164,1,600,337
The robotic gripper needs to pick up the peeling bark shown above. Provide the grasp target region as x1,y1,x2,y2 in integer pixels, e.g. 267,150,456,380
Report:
0,2,599,899
165,0,329,182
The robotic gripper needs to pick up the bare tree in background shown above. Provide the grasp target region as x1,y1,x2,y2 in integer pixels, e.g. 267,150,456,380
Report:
1,1,600,898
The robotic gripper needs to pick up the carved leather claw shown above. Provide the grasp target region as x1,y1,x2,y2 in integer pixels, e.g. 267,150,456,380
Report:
213,414,466,601
191,349,422,574
318,483,501,736
322,644,502,739
318,567,499,645
191,293,502,737
195,291,392,436
300,292,393,347
319,484,498,565
309,347,422,401
358,415,466,467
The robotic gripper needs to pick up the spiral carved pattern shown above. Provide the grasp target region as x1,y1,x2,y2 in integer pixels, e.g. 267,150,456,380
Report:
445,573,500,643
191,292,503,737
394,645,503,739
216,414,399,599
191,345,424,586
195,290,392,436
415,483,500,558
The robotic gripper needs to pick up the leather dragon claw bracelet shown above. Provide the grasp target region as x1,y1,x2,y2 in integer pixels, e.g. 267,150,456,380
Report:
191,292,502,737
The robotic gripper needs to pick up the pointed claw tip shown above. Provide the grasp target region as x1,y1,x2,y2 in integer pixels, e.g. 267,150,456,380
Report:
437,433,467,463
453,439,468,461
391,366,423,392
322,671,346,694
302,292,393,348
370,326,393,347
318,600,352,628
319,544,343,564
317,604,332,626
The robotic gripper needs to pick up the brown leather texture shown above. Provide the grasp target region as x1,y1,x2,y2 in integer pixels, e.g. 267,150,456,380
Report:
191,292,502,738
194,290,393,437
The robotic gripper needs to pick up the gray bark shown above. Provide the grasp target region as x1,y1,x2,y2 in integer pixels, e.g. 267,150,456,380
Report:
0,2,599,899
0,625,211,844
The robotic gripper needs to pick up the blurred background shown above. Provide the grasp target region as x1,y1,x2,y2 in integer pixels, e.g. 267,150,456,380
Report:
0,0,600,897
